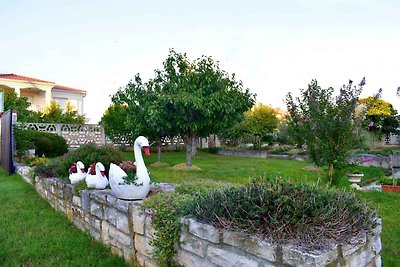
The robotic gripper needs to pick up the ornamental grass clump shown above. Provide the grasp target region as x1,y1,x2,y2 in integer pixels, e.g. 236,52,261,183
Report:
183,178,376,249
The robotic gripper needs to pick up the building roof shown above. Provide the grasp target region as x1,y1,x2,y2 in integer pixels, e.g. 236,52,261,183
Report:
0,73,86,93
0,73,54,84
53,84,86,94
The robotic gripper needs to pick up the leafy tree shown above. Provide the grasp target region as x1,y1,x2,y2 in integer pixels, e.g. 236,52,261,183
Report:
3,91,43,122
100,103,133,143
221,103,279,147
111,75,173,162
157,50,255,166
286,79,365,184
42,101,85,124
359,97,399,139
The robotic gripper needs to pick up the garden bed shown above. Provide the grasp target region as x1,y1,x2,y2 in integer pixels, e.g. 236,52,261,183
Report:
15,165,383,267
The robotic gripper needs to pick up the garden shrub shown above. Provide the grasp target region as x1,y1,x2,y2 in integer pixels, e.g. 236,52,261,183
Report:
182,178,376,249
33,159,64,178
14,127,68,158
32,131,68,157
58,143,123,178
26,156,50,167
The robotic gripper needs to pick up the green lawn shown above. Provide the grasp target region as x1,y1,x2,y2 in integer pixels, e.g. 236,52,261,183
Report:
0,171,127,267
125,151,399,265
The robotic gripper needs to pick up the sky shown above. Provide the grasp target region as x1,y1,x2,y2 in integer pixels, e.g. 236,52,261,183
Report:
1,0,400,123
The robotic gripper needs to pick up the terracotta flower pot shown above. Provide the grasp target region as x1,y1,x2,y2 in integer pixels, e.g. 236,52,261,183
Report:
382,185,400,193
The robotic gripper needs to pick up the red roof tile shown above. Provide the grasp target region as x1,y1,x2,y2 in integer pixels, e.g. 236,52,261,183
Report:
53,84,86,93
0,73,54,84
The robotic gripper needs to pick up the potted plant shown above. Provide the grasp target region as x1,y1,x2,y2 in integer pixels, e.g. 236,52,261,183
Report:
380,176,400,193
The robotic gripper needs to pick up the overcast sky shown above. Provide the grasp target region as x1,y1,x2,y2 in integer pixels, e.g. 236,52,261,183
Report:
1,0,399,123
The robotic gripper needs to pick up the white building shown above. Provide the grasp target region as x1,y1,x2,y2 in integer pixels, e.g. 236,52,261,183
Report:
0,73,86,114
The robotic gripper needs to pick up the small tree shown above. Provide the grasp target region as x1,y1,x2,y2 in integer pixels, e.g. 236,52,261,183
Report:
100,103,133,143
221,103,279,147
158,50,255,166
359,97,399,141
286,79,365,184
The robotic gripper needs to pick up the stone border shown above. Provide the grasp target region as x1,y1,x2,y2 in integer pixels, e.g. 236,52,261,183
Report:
15,165,382,267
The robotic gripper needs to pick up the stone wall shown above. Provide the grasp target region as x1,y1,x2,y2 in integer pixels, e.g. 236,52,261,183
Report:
15,165,382,267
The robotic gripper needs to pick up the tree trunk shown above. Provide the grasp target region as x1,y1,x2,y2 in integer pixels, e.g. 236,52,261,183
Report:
185,134,196,166
157,140,162,163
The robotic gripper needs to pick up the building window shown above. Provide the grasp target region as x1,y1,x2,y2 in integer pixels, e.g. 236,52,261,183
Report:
53,97,68,110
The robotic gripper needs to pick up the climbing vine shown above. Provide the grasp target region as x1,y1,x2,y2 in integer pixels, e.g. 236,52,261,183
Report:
142,192,189,266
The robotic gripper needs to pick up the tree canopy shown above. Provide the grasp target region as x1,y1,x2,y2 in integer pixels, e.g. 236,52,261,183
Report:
286,79,365,184
103,49,255,166
359,97,399,137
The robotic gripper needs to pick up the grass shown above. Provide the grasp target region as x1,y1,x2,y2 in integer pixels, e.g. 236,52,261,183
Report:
124,151,320,184
0,170,127,267
124,150,399,265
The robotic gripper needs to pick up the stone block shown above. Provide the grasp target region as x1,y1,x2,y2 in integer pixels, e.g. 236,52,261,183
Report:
369,236,382,255
130,205,145,235
64,184,73,201
145,219,156,237
135,234,153,258
342,235,367,257
177,249,208,267
107,194,117,205
90,201,103,218
102,221,111,243
72,196,82,208
109,225,132,246
80,190,91,212
88,216,101,231
115,199,131,212
282,245,338,267
345,247,374,267
116,213,130,234
206,245,259,267
89,227,101,240
179,232,206,257
223,230,276,262
105,206,119,226
188,218,220,243
90,190,109,204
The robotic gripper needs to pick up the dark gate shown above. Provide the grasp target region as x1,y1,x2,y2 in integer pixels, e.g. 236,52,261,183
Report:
1,110,14,175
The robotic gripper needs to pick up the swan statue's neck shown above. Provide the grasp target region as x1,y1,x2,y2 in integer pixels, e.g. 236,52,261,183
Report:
134,142,147,178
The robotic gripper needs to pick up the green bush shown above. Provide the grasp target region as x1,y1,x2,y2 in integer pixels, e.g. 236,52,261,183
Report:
33,160,64,178
182,178,376,249
14,126,35,160
14,127,68,158
32,131,68,157
58,143,123,178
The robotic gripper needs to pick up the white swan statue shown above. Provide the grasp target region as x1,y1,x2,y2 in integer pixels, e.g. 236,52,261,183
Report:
109,136,151,200
86,162,108,189
69,161,86,184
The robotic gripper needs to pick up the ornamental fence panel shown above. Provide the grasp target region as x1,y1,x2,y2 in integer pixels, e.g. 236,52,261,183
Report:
20,123,107,149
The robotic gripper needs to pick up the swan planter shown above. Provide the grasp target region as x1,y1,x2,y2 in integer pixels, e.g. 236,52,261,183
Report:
109,136,151,200
86,162,108,189
69,161,86,184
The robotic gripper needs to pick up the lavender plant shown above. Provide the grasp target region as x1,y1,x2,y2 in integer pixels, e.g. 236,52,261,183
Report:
286,79,366,184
